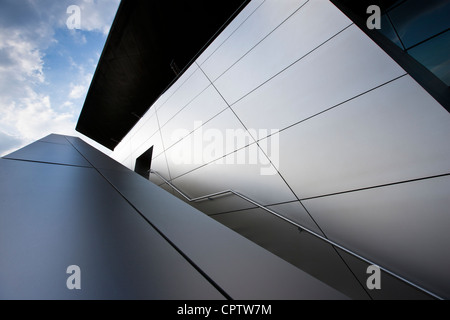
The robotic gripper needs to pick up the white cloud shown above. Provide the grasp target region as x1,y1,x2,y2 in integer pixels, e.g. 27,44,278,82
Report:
0,30,45,90
78,0,121,35
0,131,22,157
0,0,119,156
16,89,75,138
37,0,121,35
0,27,70,152
68,70,93,104
0,87,75,144
69,84,87,99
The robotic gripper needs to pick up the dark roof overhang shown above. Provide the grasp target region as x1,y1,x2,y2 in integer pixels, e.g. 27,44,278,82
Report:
76,0,250,150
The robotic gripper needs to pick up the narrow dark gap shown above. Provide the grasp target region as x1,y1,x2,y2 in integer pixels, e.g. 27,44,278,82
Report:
134,146,153,179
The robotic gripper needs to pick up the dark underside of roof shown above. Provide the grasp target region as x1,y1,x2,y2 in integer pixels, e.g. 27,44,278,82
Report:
76,0,250,150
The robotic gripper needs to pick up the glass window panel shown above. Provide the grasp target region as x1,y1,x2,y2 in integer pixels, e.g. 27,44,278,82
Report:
388,0,450,49
379,14,404,49
408,30,450,86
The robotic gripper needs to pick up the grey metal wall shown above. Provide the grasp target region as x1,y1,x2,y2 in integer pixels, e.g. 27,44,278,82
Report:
111,0,450,299
0,134,347,299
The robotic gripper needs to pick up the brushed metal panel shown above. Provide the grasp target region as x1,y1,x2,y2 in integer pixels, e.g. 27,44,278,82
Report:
38,134,71,145
230,24,407,134
260,76,450,199
156,67,210,128
65,136,129,172
171,143,297,206
149,173,166,187
303,175,450,299
149,152,171,185
165,108,251,179
132,129,165,161
155,63,199,110
336,248,435,300
121,156,133,171
126,105,156,140
212,207,369,299
100,166,349,299
162,172,258,216
181,193,258,216
130,113,160,152
111,140,132,166
158,182,175,196
267,201,324,236
4,141,91,168
0,159,224,300
160,85,229,150
201,0,308,82
214,0,353,105
196,0,265,65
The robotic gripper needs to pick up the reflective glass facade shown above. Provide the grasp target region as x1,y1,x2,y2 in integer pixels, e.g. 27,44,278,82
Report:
380,0,450,85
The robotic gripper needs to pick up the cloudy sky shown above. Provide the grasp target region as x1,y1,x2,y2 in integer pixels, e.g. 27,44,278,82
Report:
0,0,121,156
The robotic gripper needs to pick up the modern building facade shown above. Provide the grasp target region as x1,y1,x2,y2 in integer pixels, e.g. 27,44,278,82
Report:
79,0,450,299
3,0,448,300
1,133,347,299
